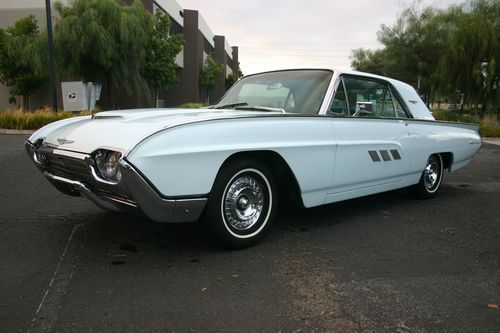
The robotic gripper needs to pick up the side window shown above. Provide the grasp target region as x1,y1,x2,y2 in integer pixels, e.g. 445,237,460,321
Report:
328,79,348,115
391,91,410,118
343,77,396,118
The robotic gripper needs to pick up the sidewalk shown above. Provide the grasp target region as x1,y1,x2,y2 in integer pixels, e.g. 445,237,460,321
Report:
0,129,35,135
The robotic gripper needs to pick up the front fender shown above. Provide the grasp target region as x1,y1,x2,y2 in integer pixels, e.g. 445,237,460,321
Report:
126,116,336,207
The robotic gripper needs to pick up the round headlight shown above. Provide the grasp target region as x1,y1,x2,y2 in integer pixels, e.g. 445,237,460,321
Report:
94,150,122,182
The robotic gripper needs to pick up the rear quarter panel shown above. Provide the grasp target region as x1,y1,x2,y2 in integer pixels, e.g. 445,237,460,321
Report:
407,120,481,180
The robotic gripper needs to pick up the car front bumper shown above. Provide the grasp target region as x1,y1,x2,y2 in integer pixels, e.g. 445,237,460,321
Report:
25,141,206,223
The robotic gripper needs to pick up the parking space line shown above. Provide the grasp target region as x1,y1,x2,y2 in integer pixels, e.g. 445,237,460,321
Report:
27,223,83,333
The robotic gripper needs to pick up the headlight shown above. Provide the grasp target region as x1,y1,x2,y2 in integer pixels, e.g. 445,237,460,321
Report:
94,150,122,182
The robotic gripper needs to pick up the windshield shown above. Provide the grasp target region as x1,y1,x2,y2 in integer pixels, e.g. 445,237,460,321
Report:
217,70,333,114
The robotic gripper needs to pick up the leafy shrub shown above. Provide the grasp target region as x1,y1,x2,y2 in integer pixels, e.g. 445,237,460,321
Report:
478,121,500,137
0,108,80,130
432,109,480,124
177,102,206,109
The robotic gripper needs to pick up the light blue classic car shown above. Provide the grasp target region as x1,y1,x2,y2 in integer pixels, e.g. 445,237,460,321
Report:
26,69,481,248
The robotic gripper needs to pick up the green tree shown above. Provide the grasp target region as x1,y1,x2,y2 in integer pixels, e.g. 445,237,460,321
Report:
225,68,243,89
436,0,500,114
372,4,446,104
200,54,223,104
54,0,153,109
144,10,183,107
350,0,500,111
350,48,386,75
0,15,46,109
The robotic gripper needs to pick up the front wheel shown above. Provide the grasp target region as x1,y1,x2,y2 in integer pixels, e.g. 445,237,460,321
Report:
201,159,277,249
412,154,443,199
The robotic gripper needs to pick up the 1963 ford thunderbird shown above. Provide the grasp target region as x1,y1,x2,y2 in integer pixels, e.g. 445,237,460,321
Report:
26,69,481,248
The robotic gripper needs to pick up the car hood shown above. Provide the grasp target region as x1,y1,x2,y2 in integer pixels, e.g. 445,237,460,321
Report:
35,108,278,155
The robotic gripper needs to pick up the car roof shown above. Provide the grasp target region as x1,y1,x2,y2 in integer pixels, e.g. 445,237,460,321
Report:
242,68,434,120
335,69,434,120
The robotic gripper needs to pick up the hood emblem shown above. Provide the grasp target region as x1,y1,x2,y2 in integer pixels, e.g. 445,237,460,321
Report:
57,138,74,145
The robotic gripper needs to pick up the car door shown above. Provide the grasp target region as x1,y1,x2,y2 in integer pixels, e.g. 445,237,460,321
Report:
325,75,414,203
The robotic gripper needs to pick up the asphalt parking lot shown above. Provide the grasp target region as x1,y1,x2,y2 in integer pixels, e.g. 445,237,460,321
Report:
1,133,499,332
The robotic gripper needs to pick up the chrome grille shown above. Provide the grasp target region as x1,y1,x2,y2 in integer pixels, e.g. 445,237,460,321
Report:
41,151,93,183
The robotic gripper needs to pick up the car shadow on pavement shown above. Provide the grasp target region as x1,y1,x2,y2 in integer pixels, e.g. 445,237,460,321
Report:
274,187,413,231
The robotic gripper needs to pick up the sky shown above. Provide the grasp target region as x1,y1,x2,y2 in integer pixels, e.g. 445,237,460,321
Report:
177,0,465,75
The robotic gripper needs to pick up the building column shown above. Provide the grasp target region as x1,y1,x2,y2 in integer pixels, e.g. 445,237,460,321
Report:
232,46,239,74
182,9,202,103
212,35,227,102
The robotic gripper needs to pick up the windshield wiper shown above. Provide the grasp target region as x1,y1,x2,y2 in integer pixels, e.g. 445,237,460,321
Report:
234,105,286,113
213,102,285,113
213,102,248,109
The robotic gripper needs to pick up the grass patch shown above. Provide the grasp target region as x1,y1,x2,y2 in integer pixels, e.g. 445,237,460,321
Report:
177,102,206,109
432,109,480,124
0,108,89,130
478,121,500,137
432,109,500,137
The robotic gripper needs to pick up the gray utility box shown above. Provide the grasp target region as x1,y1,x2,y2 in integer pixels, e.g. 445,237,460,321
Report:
61,81,102,112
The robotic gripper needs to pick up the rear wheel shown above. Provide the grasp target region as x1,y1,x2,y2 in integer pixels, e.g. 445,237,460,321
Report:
413,154,443,198
201,159,277,249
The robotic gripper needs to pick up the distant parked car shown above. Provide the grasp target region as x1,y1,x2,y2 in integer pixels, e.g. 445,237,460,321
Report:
26,69,481,248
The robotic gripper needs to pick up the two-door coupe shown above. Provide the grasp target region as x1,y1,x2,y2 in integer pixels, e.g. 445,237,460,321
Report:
26,69,481,248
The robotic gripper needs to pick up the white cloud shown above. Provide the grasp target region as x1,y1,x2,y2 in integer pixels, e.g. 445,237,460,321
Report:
178,0,465,75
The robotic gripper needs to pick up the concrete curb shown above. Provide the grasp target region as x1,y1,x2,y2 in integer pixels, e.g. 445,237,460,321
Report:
0,129,36,135
482,138,500,146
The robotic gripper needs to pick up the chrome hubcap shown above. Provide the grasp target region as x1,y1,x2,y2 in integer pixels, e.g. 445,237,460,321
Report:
424,160,439,189
223,175,264,230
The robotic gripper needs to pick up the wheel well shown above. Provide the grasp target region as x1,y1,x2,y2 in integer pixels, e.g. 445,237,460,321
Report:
438,152,453,171
220,151,304,208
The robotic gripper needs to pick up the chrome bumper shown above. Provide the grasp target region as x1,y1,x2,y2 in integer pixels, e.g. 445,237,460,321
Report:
43,171,138,213
118,159,207,223
25,141,206,223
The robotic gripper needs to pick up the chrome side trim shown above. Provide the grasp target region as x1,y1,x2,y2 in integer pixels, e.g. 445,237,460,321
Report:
106,196,138,207
318,70,339,115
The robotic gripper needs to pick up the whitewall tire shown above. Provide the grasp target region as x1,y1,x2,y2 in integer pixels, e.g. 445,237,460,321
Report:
201,159,277,249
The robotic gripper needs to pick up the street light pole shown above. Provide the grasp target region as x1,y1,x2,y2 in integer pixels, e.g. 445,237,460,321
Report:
45,0,58,111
